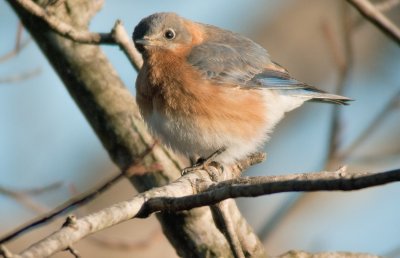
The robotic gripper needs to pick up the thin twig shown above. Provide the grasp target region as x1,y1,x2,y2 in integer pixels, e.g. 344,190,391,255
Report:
0,181,62,213
347,0,400,45
0,186,47,213
21,181,63,195
325,2,353,168
0,181,62,196
0,22,32,63
65,247,80,258
14,0,113,44
375,0,400,12
111,20,143,71
13,0,143,72
0,38,31,63
0,172,124,245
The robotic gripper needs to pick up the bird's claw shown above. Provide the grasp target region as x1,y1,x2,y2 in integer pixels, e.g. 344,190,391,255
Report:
181,148,226,177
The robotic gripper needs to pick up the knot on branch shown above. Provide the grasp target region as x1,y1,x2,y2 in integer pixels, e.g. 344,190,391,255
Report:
62,215,78,230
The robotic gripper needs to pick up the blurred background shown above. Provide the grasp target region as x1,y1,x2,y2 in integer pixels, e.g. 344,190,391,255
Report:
1,0,400,257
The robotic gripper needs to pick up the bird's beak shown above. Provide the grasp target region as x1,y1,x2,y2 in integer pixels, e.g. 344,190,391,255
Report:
135,37,153,46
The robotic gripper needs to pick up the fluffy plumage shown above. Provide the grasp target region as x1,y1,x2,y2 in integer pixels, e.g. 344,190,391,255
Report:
133,12,351,165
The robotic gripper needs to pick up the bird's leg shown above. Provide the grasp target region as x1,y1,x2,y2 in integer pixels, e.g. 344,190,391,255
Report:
182,147,226,176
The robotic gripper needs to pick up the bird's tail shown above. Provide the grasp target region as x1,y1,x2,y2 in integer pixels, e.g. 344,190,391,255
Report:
306,92,353,105
252,69,353,105
274,87,353,105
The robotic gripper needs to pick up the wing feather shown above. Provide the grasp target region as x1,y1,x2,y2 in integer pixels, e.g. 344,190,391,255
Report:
187,26,351,105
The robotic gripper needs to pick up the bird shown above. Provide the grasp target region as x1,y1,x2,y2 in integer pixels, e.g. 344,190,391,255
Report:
132,12,351,173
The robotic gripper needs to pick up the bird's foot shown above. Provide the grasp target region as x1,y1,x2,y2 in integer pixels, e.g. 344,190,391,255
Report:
182,148,226,177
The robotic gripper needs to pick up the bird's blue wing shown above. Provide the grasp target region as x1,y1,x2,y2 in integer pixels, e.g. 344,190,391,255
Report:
188,43,269,85
186,33,311,91
187,26,271,85
187,28,350,104
188,41,316,92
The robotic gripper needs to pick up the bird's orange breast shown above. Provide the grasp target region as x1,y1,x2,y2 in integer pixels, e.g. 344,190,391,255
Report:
136,49,268,141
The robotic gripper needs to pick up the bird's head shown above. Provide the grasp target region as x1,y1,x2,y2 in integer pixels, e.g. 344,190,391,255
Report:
133,12,193,54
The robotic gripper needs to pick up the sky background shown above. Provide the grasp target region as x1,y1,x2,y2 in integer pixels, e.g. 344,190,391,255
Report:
1,0,400,257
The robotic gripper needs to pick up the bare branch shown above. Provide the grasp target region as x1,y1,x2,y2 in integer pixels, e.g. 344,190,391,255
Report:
65,246,80,258
0,181,62,196
347,0,400,45
14,0,112,44
10,163,400,258
0,172,124,245
375,0,400,12
13,0,143,72
210,202,244,258
0,181,62,213
0,22,31,63
323,2,353,168
111,21,143,71
142,166,400,214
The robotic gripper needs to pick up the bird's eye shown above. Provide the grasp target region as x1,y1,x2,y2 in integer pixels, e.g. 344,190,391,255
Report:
164,29,176,40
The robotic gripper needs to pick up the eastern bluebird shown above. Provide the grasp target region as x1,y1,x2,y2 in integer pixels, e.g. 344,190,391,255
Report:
133,12,350,171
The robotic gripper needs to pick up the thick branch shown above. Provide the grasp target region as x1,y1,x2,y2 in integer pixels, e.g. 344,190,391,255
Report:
13,164,397,257
347,0,400,45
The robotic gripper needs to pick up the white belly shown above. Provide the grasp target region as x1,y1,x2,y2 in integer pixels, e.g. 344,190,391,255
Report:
144,90,306,165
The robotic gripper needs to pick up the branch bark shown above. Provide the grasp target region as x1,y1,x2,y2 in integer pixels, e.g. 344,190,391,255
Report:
6,0,264,257
11,162,397,258
347,0,400,45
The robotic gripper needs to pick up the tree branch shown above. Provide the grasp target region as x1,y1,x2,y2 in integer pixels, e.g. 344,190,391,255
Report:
13,0,143,71
14,0,113,44
375,0,400,12
0,172,124,245
0,22,31,63
11,163,400,258
210,202,245,258
347,0,400,45
0,181,62,213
